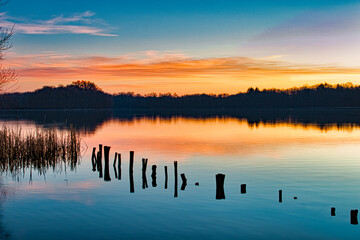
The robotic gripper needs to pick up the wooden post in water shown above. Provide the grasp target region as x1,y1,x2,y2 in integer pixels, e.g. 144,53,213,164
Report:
142,158,148,189
104,146,111,182
97,144,103,178
151,165,157,187
129,151,134,174
129,151,134,193
331,207,336,216
241,184,246,194
174,161,178,198
279,190,282,203
351,209,358,225
164,166,168,189
117,153,121,180
113,152,118,179
113,152,118,167
91,147,97,172
216,174,225,200
181,173,187,191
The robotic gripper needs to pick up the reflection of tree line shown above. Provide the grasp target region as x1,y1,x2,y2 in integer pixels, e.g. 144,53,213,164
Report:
91,146,360,225
2,108,360,133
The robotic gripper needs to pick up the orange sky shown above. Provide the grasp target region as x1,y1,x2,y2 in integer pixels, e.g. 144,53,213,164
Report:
7,51,360,95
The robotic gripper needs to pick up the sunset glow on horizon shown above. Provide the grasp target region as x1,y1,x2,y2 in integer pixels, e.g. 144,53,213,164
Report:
1,0,360,94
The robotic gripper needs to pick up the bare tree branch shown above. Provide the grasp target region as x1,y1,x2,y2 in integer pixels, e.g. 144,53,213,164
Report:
0,0,16,93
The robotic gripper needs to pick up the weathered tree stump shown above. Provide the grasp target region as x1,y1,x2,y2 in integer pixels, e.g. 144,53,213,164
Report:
104,146,111,182
351,209,358,225
181,173,187,191
216,174,225,200
151,165,157,187
331,207,336,216
117,153,121,180
97,144,103,178
164,166,168,189
142,158,148,189
241,184,246,194
91,147,97,172
113,152,118,178
174,161,178,198
129,151,134,193
113,152,118,167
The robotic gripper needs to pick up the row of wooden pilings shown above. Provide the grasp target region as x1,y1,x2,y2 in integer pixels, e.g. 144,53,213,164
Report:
92,145,359,225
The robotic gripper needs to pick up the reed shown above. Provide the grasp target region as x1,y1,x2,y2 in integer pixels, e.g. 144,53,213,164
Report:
0,125,81,176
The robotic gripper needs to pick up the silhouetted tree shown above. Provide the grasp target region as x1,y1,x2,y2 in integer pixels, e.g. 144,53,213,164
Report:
69,80,102,91
0,0,17,93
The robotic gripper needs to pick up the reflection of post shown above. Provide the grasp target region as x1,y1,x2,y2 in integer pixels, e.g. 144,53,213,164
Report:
129,151,134,193
104,146,111,182
279,190,282,203
181,173,187,191
241,184,246,194
351,209,358,225
331,207,336,216
142,158,148,189
151,165,157,187
216,174,225,200
164,166,168,189
174,161,178,198
91,147,97,171
118,153,121,180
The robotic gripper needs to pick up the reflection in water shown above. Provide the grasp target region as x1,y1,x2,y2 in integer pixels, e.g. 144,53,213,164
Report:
2,110,360,239
3,108,360,134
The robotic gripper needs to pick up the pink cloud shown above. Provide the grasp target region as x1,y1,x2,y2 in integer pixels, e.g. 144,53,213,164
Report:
0,11,117,36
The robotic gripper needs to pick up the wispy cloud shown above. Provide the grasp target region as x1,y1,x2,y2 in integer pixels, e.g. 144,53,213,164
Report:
7,50,360,94
0,11,117,36
245,3,360,66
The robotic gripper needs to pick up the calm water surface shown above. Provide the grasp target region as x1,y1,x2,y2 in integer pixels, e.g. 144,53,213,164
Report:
1,110,360,239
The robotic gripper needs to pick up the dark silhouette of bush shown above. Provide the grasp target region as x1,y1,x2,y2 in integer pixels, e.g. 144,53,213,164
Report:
0,82,112,109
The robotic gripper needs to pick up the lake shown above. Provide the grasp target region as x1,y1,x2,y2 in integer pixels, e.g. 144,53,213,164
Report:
1,109,360,239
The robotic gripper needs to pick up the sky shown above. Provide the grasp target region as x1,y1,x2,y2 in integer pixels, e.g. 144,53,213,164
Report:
1,0,360,94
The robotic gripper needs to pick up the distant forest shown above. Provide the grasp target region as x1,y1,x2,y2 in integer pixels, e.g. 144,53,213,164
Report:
2,81,360,109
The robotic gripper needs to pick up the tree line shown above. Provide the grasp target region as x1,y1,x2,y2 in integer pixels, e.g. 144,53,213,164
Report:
2,81,360,109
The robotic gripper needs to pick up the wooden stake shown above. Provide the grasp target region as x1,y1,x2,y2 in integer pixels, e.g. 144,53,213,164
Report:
174,161,178,198
104,146,111,182
216,174,225,200
164,166,168,189
351,209,358,225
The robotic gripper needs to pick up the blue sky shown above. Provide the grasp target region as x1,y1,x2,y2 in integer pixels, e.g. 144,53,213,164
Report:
2,0,360,93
